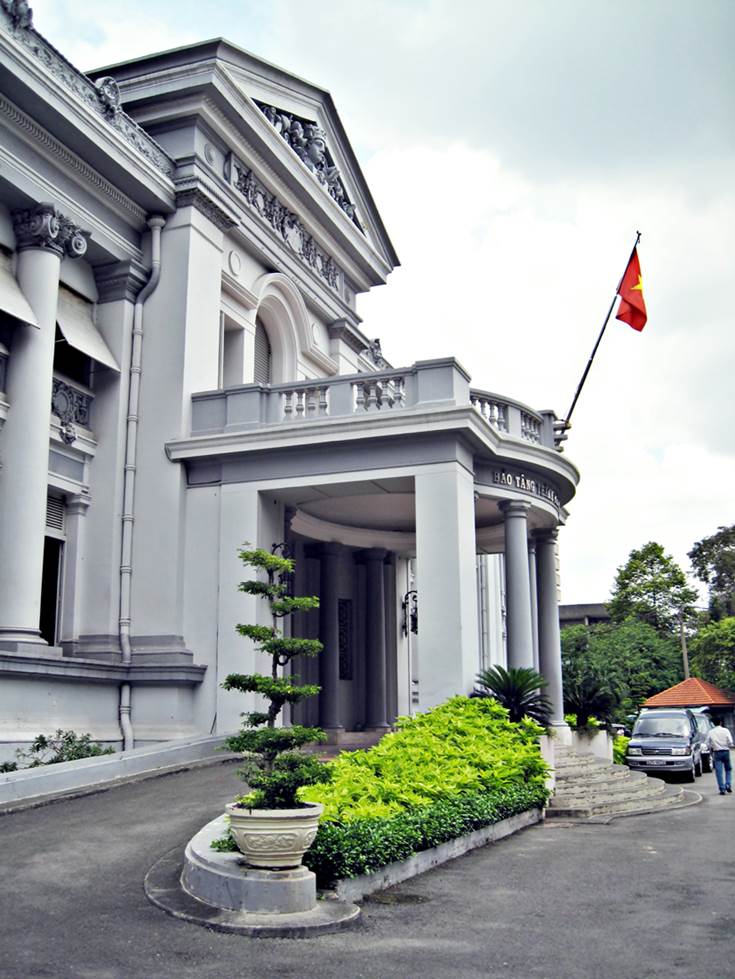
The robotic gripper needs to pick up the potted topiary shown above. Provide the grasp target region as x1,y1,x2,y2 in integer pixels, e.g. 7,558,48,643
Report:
221,545,330,869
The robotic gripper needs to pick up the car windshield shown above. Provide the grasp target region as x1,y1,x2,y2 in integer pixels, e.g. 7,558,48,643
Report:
633,716,689,738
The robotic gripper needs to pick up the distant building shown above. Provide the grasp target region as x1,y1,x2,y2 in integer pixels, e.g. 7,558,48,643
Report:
0,10,578,760
559,603,610,628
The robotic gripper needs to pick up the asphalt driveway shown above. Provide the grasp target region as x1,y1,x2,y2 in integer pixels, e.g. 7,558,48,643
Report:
2,760,733,979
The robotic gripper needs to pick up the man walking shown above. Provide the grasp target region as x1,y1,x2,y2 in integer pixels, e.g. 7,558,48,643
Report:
707,718,734,795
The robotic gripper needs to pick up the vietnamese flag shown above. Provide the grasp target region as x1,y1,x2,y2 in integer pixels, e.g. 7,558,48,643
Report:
615,247,647,331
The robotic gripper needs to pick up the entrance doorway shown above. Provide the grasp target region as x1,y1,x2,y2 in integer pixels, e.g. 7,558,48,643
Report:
39,536,63,646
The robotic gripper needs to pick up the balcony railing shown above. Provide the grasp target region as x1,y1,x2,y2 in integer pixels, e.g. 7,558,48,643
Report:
191,358,562,450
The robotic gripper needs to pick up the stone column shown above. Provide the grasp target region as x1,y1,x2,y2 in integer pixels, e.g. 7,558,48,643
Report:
500,500,534,670
414,462,479,709
318,542,343,732
528,537,540,672
363,548,389,729
0,205,87,646
535,529,566,726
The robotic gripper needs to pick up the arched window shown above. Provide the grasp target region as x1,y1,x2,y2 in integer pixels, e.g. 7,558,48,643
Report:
254,318,272,385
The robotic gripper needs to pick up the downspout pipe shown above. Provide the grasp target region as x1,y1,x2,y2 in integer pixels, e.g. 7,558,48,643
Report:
118,215,166,750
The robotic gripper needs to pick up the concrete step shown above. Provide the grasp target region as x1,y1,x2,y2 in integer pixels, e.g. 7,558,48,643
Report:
553,771,653,801
547,783,686,820
555,764,630,787
550,780,667,811
548,746,693,820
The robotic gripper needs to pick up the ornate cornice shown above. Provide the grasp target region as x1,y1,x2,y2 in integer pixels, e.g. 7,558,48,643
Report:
227,152,341,292
0,6,175,178
174,187,237,232
0,94,148,225
328,319,368,355
12,203,88,258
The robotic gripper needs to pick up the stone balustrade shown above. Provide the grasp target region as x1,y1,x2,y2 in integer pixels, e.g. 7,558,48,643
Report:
190,358,562,450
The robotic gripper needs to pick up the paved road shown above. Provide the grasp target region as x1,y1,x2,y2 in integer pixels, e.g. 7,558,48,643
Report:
2,760,734,979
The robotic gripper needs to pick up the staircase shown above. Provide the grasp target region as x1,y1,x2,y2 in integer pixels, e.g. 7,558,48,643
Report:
547,746,694,821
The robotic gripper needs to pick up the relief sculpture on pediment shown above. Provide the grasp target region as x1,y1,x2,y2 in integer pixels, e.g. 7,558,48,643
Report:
256,100,362,232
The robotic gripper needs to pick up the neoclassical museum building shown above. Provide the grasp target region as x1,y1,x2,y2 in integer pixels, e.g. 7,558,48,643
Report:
0,6,579,758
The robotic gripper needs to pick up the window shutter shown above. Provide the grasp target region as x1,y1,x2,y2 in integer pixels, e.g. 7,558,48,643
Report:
46,496,65,533
253,321,272,385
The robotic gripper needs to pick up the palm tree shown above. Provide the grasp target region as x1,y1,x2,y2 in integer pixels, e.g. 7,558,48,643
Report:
563,675,619,728
474,665,552,725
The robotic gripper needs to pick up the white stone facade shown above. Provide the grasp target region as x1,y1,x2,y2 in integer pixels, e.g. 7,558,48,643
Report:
0,10,578,760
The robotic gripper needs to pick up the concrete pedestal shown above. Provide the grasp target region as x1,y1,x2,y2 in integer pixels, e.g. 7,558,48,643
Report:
145,814,360,936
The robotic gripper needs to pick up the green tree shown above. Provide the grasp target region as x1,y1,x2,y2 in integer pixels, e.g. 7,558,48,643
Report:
222,546,330,809
608,541,697,634
561,619,683,720
474,666,552,724
689,617,735,693
688,525,735,620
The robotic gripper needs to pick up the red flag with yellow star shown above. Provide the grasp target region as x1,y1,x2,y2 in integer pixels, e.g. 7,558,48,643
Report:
615,247,647,331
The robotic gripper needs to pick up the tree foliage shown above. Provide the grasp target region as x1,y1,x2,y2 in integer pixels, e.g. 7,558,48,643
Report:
561,619,683,721
689,617,735,693
688,524,735,620
223,546,329,809
608,541,697,634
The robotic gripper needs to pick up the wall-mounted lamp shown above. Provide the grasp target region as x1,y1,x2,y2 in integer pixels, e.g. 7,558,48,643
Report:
401,589,418,636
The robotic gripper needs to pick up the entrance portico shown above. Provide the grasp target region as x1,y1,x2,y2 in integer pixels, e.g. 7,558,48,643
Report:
171,365,578,736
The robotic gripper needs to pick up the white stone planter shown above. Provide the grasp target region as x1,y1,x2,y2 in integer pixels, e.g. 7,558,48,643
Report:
225,801,323,869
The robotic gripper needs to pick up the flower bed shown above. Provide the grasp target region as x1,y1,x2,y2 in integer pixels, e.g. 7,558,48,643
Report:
299,696,548,887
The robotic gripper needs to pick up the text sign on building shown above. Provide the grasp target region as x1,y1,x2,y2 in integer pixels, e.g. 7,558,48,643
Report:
491,469,561,510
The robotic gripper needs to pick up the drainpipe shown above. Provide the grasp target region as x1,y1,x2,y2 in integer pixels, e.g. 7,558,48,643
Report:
118,215,166,750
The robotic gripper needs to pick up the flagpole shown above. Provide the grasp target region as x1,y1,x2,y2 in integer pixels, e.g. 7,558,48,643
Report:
563,231,642,426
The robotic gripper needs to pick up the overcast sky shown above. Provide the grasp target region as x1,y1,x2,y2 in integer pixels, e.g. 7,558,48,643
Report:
32,0,735,603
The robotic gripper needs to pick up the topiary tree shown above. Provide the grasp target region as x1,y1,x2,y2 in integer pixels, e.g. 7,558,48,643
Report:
474,665,552,725
222,546,330,809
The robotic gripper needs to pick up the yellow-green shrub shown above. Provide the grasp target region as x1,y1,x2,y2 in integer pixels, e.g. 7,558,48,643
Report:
300,696,548,822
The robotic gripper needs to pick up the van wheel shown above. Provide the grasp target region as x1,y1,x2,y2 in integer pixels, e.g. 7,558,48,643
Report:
694,756,702,777
702,756,712,773
685,762,696,783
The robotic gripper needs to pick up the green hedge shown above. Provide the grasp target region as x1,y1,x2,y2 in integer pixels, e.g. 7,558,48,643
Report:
303,782,546,886
299,696,549,886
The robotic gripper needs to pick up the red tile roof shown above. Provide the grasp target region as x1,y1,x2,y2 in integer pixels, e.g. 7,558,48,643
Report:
644,677,735,708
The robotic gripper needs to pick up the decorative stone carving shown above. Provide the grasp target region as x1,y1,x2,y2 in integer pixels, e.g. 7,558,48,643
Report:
255,100,362,231
11,203,89,258
0,7,175,177
363,338,387,369
51,377,92,444
229,157,341,291
95,76,121,119
1,0,32,30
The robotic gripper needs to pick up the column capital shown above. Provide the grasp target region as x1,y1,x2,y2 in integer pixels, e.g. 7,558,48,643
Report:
12,203,89,259
320,541,343,558
498,499,531,517
533,527,559,545
358,547,388,563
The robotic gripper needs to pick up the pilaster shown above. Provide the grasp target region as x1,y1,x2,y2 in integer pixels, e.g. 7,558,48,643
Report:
318,542,343,731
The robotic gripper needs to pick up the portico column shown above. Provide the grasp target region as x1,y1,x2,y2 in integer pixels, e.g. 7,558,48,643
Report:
364,548,389,729
535,529,566,726
528,538,540,672
414,462,479,710
318,542,343,731
0,205,88,645
499,500,534,670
